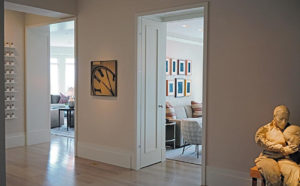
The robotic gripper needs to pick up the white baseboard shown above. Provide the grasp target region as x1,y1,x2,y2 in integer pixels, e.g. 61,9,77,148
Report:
206,166,252,186
77,141,133,169
6,132,25,148
27,129,50,145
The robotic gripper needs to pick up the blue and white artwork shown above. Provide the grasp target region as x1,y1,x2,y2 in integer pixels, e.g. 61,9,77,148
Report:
166,80,175,96
178,60,185,75
175,78,185,97
166,58,170,75
185,80,191,96
171,59,177,75
186,60,192,75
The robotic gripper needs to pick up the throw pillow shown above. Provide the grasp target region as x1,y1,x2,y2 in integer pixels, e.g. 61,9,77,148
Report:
191,101,202,118
51,95,61,104
166,102,176,121
59,92,69,104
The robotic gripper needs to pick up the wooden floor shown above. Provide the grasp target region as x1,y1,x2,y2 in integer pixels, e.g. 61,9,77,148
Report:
6,136,201,186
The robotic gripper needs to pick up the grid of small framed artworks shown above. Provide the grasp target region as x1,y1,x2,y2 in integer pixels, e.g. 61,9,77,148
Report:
166,58,192,98
4,42,17,120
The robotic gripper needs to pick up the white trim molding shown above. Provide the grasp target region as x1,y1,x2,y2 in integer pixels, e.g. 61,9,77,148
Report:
77,141,133,169
206,166,252,186
5,132,25,148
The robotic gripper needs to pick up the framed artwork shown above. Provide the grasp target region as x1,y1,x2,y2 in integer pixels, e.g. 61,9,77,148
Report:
166,80,175,96
91,60,117,96
185,79,191,96
166,58,170,75
178,59,185,75
171,58,177,75
175,78,185,97
186,60,192,75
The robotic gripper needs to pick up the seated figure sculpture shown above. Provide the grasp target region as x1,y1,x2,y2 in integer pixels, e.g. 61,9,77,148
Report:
255,105,300,186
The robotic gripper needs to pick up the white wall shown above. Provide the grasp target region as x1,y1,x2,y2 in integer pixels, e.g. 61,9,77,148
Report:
166,38,203,106
4,10,25,148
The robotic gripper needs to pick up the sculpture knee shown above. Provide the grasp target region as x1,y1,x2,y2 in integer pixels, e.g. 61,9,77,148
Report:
256,158,281,184
278,160,300,186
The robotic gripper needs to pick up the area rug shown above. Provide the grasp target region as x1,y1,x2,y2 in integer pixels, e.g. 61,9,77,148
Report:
51,124,74,138
166,145,201,165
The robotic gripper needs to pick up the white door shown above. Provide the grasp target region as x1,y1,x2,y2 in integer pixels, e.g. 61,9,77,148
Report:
140,18,166,168
26,25,51,145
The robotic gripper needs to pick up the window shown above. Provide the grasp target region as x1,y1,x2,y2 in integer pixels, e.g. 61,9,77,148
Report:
50,58,59,94
65,58,74,95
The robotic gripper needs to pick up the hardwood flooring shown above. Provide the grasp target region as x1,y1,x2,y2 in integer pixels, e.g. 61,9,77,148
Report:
6,136,201,186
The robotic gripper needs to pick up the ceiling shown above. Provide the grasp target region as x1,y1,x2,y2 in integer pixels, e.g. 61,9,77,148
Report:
50,21,74,47
167,17,204,42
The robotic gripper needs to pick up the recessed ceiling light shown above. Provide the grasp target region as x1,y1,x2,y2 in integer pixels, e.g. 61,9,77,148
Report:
181,24,188,28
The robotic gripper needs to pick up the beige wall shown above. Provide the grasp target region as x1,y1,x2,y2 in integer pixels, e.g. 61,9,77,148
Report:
77,0,300,175
5,0,77,16
25,13,59,26
4,10,59,148
4,10,25,147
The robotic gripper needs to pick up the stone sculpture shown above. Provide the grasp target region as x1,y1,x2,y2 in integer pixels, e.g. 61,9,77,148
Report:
255,105,300,186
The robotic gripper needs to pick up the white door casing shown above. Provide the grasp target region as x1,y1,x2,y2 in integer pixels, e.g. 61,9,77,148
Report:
26,25,51,145
140,18,166,168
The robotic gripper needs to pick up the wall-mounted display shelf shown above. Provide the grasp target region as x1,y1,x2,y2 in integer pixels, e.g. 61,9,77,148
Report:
4,41,17,120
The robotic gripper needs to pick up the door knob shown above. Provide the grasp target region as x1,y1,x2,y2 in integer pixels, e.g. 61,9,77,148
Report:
158,104,163,108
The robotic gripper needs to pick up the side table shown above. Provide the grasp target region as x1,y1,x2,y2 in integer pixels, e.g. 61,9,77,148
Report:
58,107,75,131
166,122,176,149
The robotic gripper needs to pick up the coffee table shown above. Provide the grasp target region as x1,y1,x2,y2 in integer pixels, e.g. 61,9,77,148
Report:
58,106,75,131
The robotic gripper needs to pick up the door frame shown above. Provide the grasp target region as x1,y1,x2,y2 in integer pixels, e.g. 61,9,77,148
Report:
24,17,78,154
135,2,208,185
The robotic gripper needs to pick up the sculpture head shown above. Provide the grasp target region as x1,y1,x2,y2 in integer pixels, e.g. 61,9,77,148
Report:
273,105,290,130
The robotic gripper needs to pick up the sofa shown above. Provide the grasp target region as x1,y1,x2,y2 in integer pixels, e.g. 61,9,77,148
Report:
170,105,202,147
50,95,65,128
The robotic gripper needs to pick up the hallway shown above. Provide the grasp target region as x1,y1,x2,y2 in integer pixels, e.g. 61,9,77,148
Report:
6,136,201,186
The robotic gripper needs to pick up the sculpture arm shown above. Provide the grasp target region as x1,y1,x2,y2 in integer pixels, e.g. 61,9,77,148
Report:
255,126,283,152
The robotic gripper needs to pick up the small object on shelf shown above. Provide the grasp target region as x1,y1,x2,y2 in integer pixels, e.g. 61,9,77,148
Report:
5,42,10,48
5,52,10,57
10,52,14,57
10,42,14,48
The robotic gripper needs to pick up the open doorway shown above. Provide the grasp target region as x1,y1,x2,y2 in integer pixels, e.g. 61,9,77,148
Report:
26,19,76,145
49,21,75,138
4,4,76,148
136,4,207,185
165,18,203,166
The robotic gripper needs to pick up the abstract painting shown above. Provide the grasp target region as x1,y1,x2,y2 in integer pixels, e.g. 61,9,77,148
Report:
185,79,191,96
171,58,177,75
166,80,175,96
178,59,185,75
166,58,170,75
91,60,117,96
175,78,185,97
186,60,192,75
